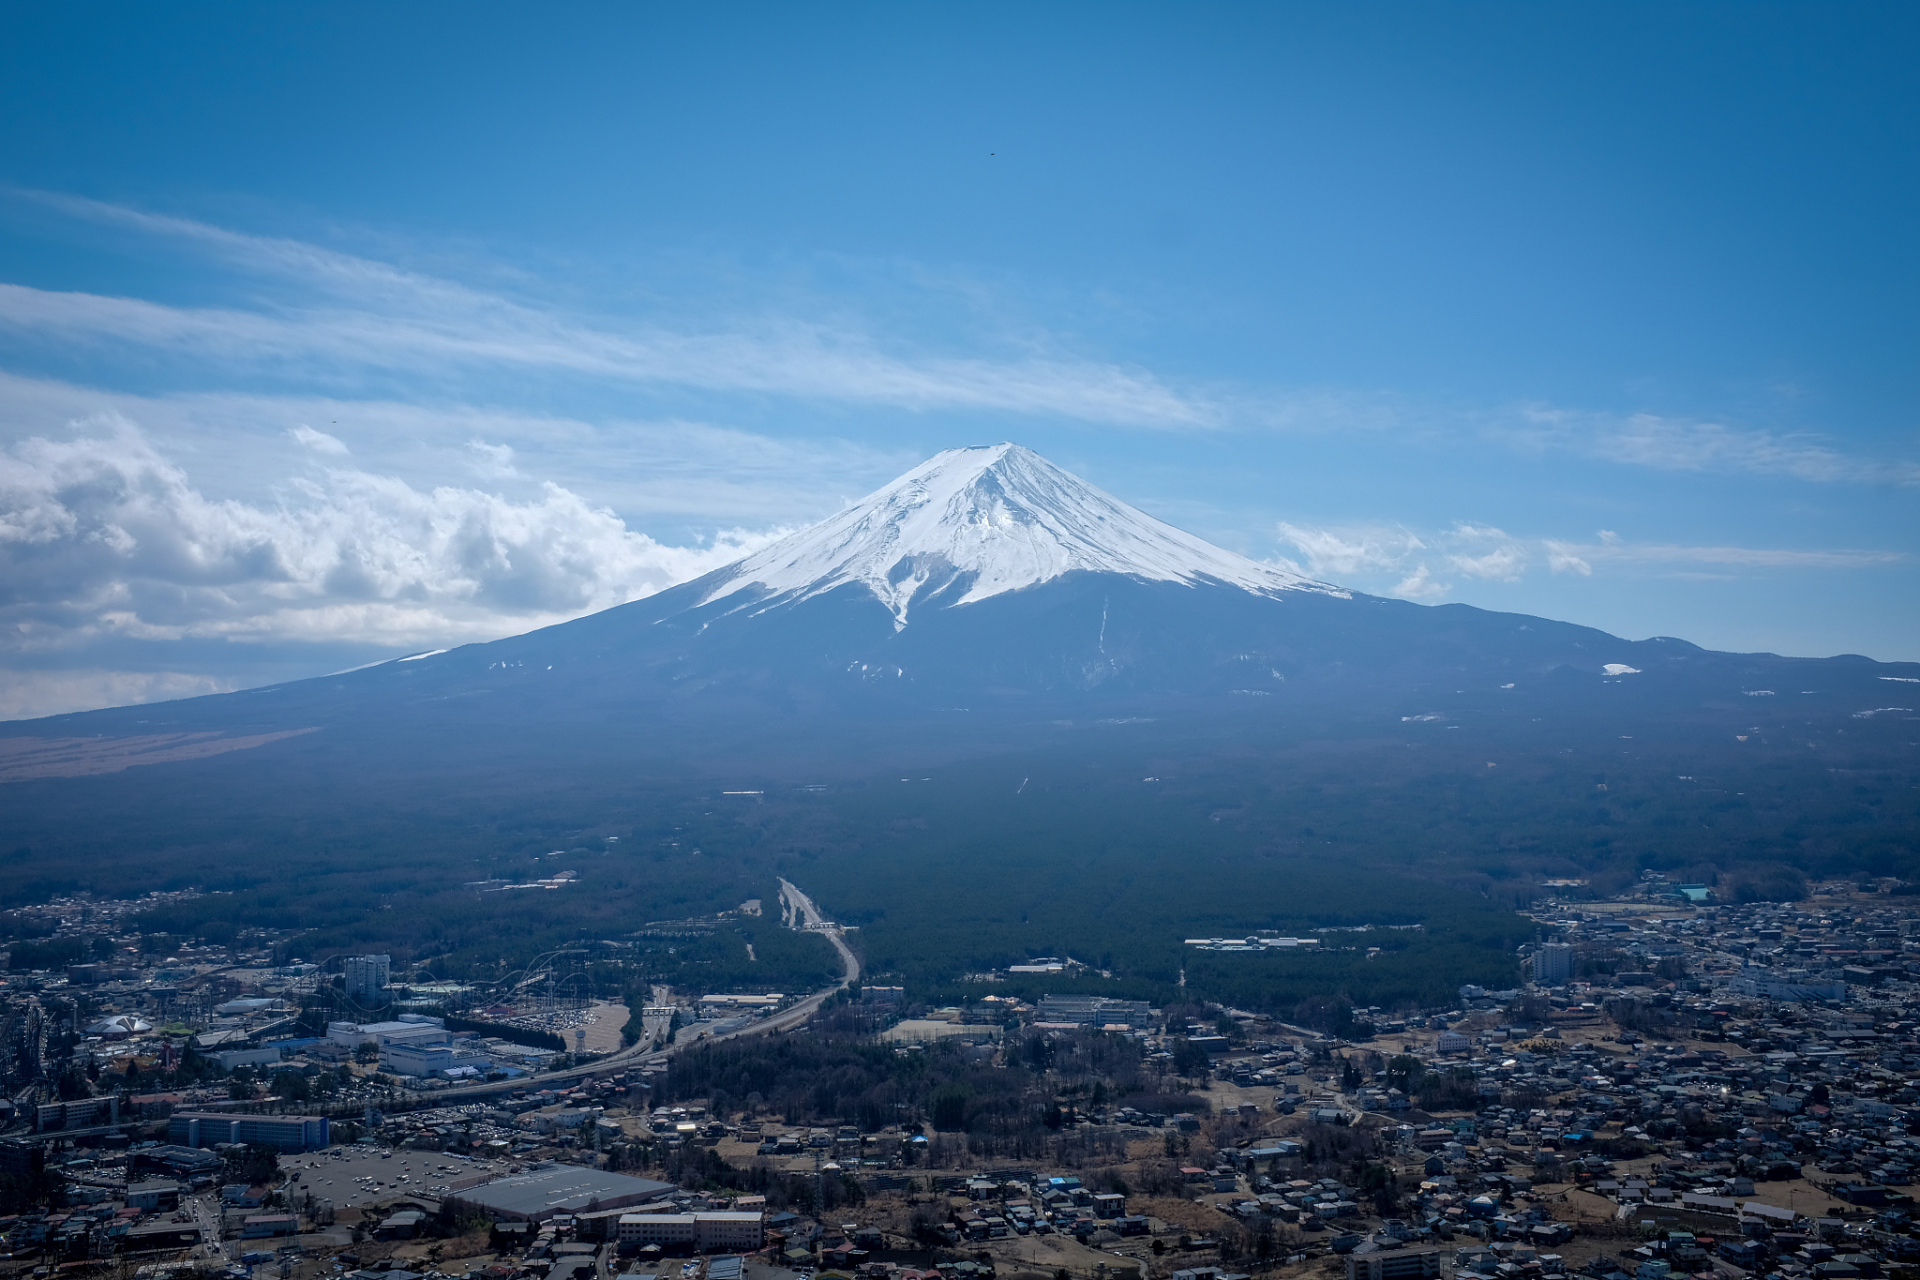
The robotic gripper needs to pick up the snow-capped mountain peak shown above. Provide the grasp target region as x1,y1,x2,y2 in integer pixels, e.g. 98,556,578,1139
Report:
699,443,1341,626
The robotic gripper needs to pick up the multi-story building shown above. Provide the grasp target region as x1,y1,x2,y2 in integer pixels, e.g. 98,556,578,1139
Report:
1532,944,1574,985
383,1040,491,1079
1346,1247,1442,1280
327,1018,447,1051
343,954,391,1004
617,1212,764,1250
1033,995,1155,1028
168,1112,330,1152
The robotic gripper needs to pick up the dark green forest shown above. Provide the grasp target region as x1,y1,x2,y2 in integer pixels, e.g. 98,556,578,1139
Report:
0,679,1914,1014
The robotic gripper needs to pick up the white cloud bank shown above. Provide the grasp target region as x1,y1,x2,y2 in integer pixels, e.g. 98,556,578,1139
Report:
0,669,238,723
0,418,781,659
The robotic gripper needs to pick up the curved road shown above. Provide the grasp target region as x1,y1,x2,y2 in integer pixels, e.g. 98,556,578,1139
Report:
421,881,858,1104
779,877,860,988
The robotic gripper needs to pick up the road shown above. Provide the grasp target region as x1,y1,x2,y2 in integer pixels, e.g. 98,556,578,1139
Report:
779,877,860,986
423,881,858,1103
188,1192,226,1262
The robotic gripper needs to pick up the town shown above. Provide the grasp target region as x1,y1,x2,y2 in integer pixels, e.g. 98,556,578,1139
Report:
2,878,1920,1280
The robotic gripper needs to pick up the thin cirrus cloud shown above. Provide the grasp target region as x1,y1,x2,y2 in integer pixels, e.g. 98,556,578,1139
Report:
0,191,1218,428
12,268,1915,488
7,191,1918,490
1274,520,1906,601
1503,405,1920,488
0,281,1218,426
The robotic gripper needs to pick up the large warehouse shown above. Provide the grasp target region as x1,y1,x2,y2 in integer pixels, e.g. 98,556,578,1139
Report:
443,1166,676,1222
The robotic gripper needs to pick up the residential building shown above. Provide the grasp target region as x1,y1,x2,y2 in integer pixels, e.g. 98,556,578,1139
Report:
343,954,391,1004
35,1098,119,1132
168,1112,330,1152
1346,1247,1443,1280
1532,944,1574,985
617,1212,765,1250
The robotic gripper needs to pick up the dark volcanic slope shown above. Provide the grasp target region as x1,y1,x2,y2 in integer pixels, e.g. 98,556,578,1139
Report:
0,569,1911,941
1,567,1913,797
13,568,1916,738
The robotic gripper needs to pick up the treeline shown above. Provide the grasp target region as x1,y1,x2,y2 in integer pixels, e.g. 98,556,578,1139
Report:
442,1016,565,1052
772,759,1538,1011
5,936,94,971
655,1010,1195,1139
110,872,842,1007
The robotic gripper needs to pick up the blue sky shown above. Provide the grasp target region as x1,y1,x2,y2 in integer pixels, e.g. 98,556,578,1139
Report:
0,3,1915,717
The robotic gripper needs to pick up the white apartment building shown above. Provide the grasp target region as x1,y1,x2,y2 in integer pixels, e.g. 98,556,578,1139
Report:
616,1212,763,1250
344,954,392,1003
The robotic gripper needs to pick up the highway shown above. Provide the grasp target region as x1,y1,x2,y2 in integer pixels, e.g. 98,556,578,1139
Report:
778,877,860,987
421,881,858,1103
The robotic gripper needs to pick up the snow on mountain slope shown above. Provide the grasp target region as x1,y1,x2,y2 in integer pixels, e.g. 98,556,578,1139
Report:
699,443,1343,626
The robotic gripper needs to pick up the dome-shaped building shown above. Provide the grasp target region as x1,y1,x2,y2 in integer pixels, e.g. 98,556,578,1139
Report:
84,1014,152,1040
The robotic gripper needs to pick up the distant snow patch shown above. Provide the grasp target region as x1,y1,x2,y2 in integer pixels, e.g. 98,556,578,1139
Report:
1602,664,1641,676
1743,689,1775,696
1401,713,1446,722
1853,707,1913,719
398,649,448,662
1882,676,1920,683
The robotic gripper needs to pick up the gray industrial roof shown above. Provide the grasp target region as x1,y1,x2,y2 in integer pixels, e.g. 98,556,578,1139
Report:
449,1166,675,1221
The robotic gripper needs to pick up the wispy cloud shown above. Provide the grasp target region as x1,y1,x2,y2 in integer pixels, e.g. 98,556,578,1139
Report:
6,192,1917,488
287,424,348,455
0,192,1217,428
1275,519,1904,600
1545,538,1905,571
0,369,910,528
1272,521,1424,577
1503,405,1920,487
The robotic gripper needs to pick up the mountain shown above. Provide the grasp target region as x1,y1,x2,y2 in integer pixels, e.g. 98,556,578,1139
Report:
5,441,1915,749
0,443,1915,979
695,443,1337,627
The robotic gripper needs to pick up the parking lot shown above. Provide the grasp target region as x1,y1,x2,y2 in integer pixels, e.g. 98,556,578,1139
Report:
282,1146,512,1210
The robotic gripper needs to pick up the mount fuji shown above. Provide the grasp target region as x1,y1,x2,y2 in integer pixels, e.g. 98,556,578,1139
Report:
693,443,1338,627
2,442,1915,783
1,444,1915,951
